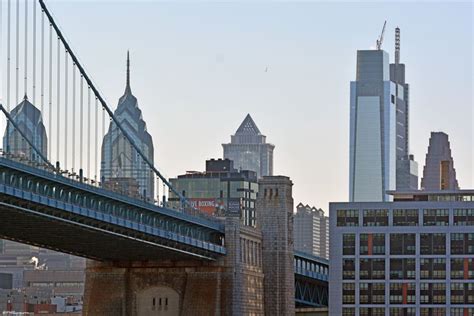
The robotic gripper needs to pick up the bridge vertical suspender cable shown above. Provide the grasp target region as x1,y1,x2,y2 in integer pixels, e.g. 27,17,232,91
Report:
24,0,28,96
48,21,51,159
56,34,60,166
94,97,98,181
32,0,36,104
64,49,68,169
72,63,76,171
15,0,19,106
79,75,83,169
38,0,194,207
87,86,91,180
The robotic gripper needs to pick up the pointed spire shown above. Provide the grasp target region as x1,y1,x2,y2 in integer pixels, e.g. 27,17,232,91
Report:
235,114,261,135
23,94,28,101
125,50,131,94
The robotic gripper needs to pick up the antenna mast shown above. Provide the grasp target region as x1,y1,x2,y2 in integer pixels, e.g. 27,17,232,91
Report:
376,20,387,50
395,27,400,64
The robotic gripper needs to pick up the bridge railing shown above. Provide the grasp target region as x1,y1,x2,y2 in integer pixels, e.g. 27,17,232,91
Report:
0,0,214,223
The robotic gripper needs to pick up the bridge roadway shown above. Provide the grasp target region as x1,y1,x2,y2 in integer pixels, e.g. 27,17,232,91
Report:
0,157,328,307
0,157,226,261
294,251,329,307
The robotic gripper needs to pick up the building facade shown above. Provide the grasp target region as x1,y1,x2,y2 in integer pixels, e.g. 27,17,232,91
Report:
349,49,396,202
223,114,274,178
390,28,419,191
330,190,474,316
168,158,258,227
421,132,459,191
2,95,47,163
294,203,329,259
100,53,154,201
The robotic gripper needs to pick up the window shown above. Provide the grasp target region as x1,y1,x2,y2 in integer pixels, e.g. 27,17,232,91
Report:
420,258,446,279
393,209,418,226
420,233,446,255
360,307,385,316
454,209,474,226
360,258,385,279
451,308,474,316
342,308,355,316
390,308,416,316
390,283,416,304
420,308,445,316
420,283,445,304
390,258,415,279
451,258,474,279
451,283,474,304
363,209,388,226
390,234,415,255
359,283,385,304
343,234,355,255
451,233,474,254
423,209,449,226
343,259,355,280
342,283,355,304
360,233,385,255
337,209,359,227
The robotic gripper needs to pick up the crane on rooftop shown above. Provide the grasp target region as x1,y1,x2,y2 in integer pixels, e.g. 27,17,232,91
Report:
376,20,387,50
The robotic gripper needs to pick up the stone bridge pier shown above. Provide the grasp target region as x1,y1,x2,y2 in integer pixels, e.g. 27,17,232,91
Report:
83,176,294,316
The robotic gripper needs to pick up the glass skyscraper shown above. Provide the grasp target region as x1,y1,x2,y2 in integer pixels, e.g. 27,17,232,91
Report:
349,49,396,202
100,53,154,201
3,95,47,163
222,114,274,179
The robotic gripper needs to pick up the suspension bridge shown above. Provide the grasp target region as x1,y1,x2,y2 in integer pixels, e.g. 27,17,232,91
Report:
0,1,328,314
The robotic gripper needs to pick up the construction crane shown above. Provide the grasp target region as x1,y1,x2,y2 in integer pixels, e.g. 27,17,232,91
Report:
376,20,387,50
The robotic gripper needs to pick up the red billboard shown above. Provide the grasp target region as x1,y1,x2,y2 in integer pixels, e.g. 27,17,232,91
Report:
189,198,224,215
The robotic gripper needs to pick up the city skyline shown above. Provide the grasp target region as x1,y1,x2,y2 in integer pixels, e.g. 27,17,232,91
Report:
28,1,473,210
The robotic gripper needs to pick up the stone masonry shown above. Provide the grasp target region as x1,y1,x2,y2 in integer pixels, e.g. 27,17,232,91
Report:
83,216,264,316
257,176,295,316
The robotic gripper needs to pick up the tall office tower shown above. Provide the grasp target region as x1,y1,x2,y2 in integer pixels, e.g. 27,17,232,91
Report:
349,49,396,202
421,132,460,190
3,95,47,162
100,53,154,201
390,28,419,190
293,203,329,259
223,114,274,178
330,190,474,316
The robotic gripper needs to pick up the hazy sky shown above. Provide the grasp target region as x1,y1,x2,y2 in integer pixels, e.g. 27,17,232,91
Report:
46,0,473,212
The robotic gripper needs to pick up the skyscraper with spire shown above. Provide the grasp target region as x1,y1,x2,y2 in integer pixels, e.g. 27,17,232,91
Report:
100,52,154,201
390,27,419,190
3,95,48,163
222,114,274,178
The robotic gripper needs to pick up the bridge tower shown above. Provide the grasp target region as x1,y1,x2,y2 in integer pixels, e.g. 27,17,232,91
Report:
257,176,295,316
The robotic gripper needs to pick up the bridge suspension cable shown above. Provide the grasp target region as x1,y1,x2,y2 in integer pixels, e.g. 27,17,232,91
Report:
0,0,211,220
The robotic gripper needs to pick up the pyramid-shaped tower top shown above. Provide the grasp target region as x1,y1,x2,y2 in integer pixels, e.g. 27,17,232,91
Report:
235,114,261,135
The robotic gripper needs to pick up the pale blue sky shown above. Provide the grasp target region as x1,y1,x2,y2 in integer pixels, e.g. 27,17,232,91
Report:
46,0,473,211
